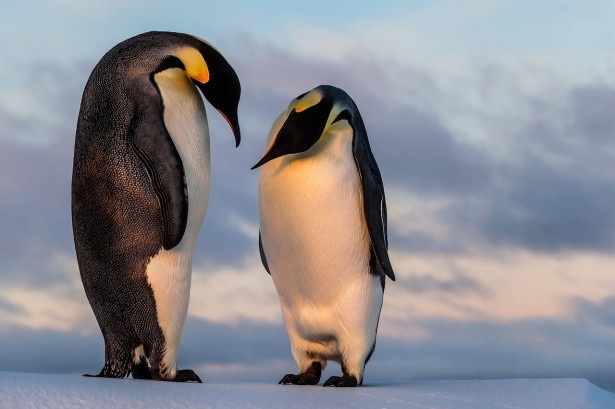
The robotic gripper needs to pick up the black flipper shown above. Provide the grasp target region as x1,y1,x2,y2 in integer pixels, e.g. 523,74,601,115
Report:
259,231,270,275
130,107,188,250
350,113,396,282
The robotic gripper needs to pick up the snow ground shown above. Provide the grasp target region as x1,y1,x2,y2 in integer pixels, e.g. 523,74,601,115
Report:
1,371,614,409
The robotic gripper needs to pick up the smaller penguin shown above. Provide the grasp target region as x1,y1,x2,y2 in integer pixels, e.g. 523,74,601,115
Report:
253,85,395,387
72,31,241,382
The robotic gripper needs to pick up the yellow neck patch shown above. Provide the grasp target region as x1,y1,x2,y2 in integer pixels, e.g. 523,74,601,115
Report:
175,47,209,84
294,90,323,113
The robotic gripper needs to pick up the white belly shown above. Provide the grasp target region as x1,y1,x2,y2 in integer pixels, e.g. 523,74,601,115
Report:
259,122,383,352
144,70,211,373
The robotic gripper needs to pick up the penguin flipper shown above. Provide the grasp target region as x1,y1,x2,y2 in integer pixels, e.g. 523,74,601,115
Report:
352,122,396,282
131,112,188,250
259,231,271,274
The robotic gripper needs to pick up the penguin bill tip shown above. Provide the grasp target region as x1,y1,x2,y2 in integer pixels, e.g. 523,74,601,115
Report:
234,130,241,147
251,150,280,170
251,159,263,170
216,109,241,147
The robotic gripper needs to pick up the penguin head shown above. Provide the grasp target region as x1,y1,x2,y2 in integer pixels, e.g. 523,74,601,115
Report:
151,33,242,146
251,85,355,169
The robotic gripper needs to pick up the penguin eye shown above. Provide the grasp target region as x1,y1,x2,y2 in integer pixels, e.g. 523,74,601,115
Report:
155,56,185,74
332,109,351,124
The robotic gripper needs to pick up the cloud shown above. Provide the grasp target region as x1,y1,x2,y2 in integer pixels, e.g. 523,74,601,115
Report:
480,84,615,252
2,35,613,301
228,36,615,256
2,309,614,391
369,315,615,392
0,65,80,285
381,250,615,328
366,102,492,195
188,257,281,325
0,253,95,332
570,295,615,328
180,318,289,366
569,85,615,144
0,317,290,379
399,272,489,297
0,298,22,315
0,324,101,375
0,136,75,287
1,35,614,343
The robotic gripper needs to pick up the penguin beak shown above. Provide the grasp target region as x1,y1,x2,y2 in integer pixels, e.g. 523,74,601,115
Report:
190,53,241,146
194,79,242,147
251,139,289,169
216,108,241,147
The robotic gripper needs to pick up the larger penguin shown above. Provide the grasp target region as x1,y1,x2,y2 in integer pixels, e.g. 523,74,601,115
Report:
72,31,241,382
253,85,395,387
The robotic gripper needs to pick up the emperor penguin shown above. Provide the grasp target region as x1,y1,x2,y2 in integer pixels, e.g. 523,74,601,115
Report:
72,31,241,382
252,85,395,387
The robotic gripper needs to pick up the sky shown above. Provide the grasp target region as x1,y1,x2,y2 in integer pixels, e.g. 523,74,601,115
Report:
1,0,615,392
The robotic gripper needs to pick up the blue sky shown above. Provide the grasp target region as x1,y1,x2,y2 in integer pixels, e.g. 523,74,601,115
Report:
1,0,615,391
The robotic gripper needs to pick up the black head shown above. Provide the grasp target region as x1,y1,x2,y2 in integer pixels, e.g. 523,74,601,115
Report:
189,41,241,147
151,33,242,146
251,86,352,169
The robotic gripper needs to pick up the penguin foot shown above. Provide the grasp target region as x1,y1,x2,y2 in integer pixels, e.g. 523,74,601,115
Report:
172,369,203,383
149,366,202,383
83,365,129,379
130,357,152,380
279,362,321,385
323,373,358,387
82,371,127,379
278,373,318,385
84,356,134,379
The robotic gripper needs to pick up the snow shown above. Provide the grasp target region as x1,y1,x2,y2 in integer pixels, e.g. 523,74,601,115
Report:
1,372,614,409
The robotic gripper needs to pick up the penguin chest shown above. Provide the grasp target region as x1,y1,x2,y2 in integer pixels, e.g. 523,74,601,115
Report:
142,71,211,365
259,126,373,308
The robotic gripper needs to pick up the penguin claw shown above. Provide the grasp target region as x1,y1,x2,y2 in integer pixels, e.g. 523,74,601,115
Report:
323,374,358,387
